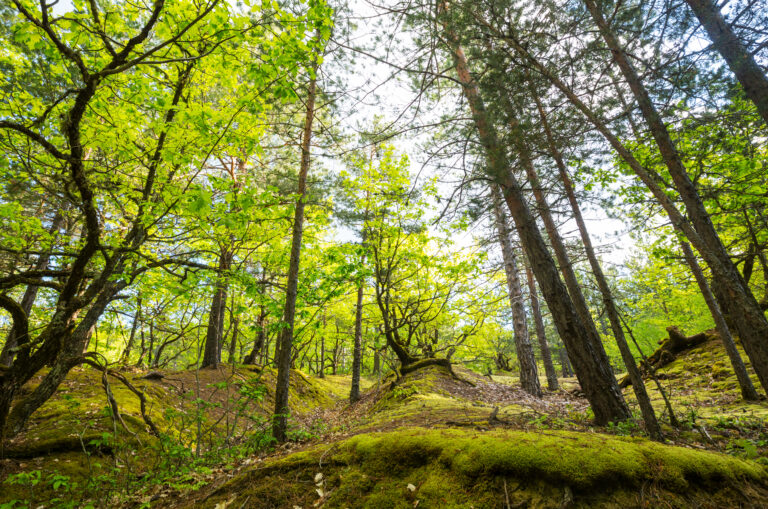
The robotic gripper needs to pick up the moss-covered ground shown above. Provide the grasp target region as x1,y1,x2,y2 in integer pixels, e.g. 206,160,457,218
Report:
3,333,768,507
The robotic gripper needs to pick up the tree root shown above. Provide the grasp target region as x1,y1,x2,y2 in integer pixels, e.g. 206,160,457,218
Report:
400,357,476,386
83,356,160,437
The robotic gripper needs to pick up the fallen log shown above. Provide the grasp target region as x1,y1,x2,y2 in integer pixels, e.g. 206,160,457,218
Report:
619,326,712,388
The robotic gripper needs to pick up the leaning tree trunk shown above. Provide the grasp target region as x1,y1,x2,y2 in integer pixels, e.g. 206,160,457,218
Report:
679,237,759,400
496,7,768,391
683,0,768,126
503,106,614,376
444,31,630,424
531,92,662,439
491,185,542,397
273,70,317,442
583,0,768,395
525,264,559,390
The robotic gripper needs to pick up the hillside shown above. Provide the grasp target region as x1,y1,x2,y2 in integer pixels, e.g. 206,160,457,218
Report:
2,332,768,508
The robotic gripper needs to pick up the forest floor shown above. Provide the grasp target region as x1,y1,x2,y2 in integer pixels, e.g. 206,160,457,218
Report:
2,332,768,508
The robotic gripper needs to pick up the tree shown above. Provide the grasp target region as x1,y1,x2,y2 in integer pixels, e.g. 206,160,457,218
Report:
273,37,325,442
436,8,630,424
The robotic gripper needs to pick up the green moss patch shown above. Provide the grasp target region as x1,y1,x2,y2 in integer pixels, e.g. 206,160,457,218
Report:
201,427,768,508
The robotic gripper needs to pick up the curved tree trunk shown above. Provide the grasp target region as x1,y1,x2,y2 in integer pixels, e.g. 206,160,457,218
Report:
1,209,66,367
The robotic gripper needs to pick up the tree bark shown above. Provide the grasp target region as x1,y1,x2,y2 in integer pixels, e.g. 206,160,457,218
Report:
504,107,615,375
583,0,768,394
201,247,232,368
525,264,559,390
1,209,66,367
227,316,239,365
273,70,317,442
531,91,662,439
244,306,267,365
445,32,630,424
684,0,768,125
678,238,759,400
350,282,365,402
491,185,542,397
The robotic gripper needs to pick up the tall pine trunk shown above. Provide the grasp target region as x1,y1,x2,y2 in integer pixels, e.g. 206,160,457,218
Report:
444,33,629,424
273,70,317,442
583,0,768,394
525,264,559,390
531,91,662,439
678,238,759,400
350,282,365,402
683,0,768,125
491,185,542,397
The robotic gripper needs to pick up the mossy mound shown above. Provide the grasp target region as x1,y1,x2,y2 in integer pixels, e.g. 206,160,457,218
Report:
347,363,583,433
0,364,345,506
200,427,768,508
622,332,768,422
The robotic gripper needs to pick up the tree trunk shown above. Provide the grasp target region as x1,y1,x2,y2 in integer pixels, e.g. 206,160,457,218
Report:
350,282,364,402
531,92,662,439
683,0,768,125
1,210,66,367
491,185,542,397
202,247,232,368
679,238,759,400
504,107,614,376
273,70,317,442
525,264,559,390
244,307,266,365
445,33,630,424
119,297,141,365
583,0,768,395
227,316,239,365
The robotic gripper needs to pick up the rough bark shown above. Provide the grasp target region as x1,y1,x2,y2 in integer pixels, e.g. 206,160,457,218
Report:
350,282,364,403
201,247,232,368
684,0,768,125
531,93,661,438
445,33,629,424
678,238,759,400
583,0,768,395
525,264,559,390
273,70,317,442
491,185,542,397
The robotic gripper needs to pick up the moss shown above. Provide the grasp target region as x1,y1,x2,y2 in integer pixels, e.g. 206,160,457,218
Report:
200,427,768,508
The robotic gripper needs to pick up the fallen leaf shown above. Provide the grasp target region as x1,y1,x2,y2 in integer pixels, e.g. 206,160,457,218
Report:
407,483,416,492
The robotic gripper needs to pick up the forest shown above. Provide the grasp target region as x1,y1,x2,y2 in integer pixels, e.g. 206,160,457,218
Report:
1,0,768,507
